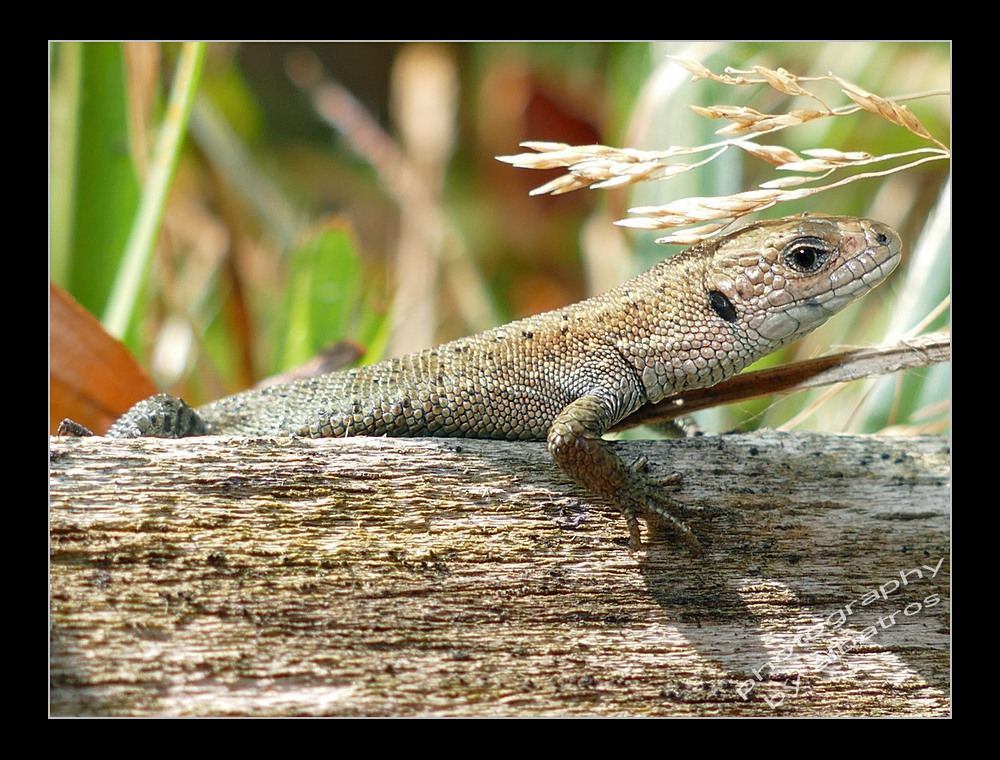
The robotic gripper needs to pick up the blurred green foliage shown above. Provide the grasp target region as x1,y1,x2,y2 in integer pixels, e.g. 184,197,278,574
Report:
51,42,140,316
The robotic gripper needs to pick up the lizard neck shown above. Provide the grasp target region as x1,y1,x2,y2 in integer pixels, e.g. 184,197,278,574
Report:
599,248,761,404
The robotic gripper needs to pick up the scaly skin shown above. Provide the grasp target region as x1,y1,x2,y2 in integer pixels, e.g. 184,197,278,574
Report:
102,214,902,554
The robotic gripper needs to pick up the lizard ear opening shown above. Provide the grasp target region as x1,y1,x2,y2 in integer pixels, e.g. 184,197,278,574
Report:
708,290,737,323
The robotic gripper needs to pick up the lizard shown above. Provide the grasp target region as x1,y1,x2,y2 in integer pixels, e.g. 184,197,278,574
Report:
68,214,902,556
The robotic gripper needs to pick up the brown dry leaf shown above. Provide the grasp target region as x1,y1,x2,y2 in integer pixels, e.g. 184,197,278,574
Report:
50,282,158,435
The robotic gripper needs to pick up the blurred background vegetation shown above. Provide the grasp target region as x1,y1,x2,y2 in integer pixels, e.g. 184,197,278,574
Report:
49,41,950,436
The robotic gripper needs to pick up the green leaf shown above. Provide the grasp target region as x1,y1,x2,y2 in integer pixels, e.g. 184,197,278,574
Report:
59,42,139,317
274,223,386,373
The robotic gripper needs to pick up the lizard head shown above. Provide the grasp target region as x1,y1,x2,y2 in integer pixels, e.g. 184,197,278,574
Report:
612,213,902,402
704,214,902,350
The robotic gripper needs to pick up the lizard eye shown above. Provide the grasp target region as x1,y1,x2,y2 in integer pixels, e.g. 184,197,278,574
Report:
783,237,833,273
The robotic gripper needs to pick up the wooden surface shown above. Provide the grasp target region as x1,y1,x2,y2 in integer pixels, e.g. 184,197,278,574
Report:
49,431,950,716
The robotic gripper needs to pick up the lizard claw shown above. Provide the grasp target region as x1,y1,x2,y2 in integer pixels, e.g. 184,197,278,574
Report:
628,455,683,487
637,490,704,557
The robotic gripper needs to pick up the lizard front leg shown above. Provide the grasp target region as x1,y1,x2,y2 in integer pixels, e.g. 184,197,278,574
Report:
547,395,703,556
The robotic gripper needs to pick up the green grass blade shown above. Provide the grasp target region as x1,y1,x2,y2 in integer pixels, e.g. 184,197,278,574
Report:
103,41,206,338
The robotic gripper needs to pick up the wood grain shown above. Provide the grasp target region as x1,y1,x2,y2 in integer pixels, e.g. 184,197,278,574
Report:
50,432,950,716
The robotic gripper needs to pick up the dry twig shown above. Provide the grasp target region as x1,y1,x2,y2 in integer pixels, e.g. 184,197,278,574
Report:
497,59,950,245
